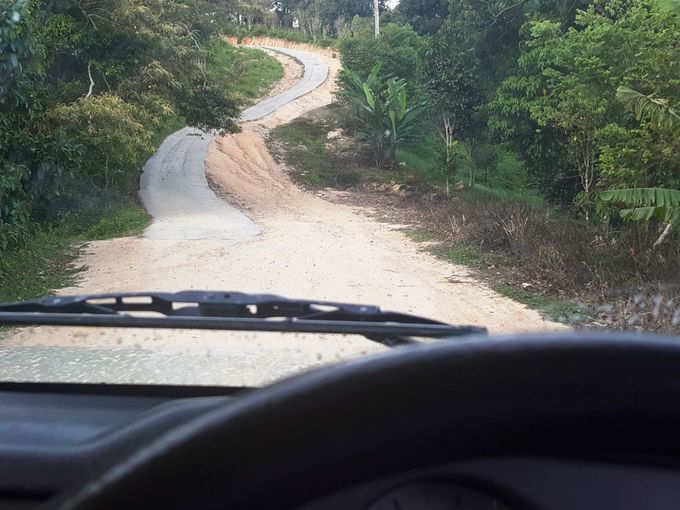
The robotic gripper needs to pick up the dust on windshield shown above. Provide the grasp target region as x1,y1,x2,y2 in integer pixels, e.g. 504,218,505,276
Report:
1,0,678,386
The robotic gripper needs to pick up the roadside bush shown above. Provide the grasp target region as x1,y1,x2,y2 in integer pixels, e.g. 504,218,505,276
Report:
46,94,154,197
413,188,680,297
0,161,31,251
339,23,424,88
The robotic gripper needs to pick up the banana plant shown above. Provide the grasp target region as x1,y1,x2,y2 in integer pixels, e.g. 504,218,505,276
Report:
338,63,382,107
339,64,388,163
600,187,680,248
385,78,426,161
616,86,680,129
339,65,425,165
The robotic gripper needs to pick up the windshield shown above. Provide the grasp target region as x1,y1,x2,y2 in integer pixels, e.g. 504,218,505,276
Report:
1,0,678,387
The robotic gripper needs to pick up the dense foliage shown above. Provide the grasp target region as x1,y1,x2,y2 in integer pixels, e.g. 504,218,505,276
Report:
320,0,680,314
228,0,387,39
490,1,680,205
336,0,679,230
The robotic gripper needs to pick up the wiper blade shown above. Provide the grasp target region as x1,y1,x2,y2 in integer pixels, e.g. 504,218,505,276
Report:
0,291,486,347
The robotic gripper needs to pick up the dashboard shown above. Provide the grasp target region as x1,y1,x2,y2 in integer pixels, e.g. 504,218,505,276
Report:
301,457,680,510
0,382,246,508
1,382,680,509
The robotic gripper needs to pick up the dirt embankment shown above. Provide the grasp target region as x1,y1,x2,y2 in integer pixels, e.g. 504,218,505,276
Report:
205,37,342,213
225,36,338,59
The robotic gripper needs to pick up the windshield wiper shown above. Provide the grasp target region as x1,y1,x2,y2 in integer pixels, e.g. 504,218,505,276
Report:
0,291,486,347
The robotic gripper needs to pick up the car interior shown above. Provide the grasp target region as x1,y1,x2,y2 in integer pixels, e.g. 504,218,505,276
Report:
0,331,679,509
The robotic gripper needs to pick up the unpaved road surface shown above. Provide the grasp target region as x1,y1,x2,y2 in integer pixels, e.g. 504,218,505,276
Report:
1,41,566,386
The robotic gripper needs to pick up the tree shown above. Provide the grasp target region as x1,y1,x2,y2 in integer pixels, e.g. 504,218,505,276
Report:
339,22,424,89
273,0,386,36
421,7,483,188
1,0,250,248
422,16,481,139
1,0,45,250
47,94,153,194
490,0,680,208
394,0,449,35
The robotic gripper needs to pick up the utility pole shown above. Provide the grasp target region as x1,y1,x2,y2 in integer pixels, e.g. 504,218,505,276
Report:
374,0,380,39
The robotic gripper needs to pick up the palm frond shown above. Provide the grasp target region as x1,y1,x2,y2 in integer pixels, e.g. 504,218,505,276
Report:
616,86,680,129
600,188,680,207
601,187,680,224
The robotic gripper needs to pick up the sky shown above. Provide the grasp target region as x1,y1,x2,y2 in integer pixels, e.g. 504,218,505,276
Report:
388,0,399,9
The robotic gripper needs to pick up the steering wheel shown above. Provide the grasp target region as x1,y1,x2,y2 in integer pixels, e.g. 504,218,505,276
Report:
56,332,680,509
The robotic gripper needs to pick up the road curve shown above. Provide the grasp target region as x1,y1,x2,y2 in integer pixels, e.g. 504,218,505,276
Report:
139,47,329,241
140,127,260,240
240,47,329,121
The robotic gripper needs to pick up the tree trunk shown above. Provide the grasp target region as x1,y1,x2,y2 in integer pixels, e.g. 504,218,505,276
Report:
653,222,673,249
104,156,109,191
374,0,380,39
86,62,95,98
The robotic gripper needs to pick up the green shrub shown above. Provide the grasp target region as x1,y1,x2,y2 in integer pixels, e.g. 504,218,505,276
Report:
339,23,424,87
0,161,31,251
46,94,154,196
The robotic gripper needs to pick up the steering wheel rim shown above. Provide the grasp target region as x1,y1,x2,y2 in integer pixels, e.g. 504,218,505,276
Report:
55,332,680,510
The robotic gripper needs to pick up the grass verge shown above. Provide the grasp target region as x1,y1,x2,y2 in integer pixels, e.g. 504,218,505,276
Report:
492,284,590,325
270,114,365,188
431,244,483,267
404,229,439,243
270,109,417,189
208,38,284,104
427,242,587,324
0,204,151,304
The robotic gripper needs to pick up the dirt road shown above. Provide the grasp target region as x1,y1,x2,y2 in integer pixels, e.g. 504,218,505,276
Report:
1,40,565,386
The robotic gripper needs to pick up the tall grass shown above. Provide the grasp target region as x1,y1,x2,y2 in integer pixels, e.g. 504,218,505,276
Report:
397,140,544,208
466,184,544,209
0,204,151,304
207,38,284,104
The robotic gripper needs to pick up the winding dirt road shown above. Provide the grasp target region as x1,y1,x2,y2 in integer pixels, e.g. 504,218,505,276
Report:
0,40,565,386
